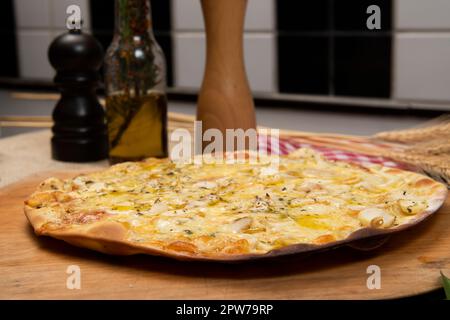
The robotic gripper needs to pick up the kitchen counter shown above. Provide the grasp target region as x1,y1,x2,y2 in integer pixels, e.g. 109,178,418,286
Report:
0,130,107,188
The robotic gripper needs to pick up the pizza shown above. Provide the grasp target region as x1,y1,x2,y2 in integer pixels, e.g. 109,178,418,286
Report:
24,148,447,261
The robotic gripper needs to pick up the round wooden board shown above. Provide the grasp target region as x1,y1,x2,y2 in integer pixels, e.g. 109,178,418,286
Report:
0,172,449,299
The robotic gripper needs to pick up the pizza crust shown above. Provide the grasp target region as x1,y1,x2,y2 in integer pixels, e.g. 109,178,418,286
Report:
24,149,448,262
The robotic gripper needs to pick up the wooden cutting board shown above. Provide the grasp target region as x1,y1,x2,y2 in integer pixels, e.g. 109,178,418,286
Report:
1,171,449,300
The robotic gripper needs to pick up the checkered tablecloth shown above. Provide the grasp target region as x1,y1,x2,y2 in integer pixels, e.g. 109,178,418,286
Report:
258,135,407,169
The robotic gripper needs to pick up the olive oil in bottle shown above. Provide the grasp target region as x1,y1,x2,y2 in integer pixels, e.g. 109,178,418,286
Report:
106,92,167,164
104,0,168,164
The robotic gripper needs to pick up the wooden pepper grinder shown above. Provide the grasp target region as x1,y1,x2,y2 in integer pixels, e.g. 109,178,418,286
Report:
48,29,108,162
197,0,257,151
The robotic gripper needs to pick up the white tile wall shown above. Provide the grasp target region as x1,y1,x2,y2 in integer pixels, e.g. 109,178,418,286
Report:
14,0,277,91
172,0,277,92
174,33,276,93
174,34,204,89
51,0,91,29
14,0,91,79
245,0,275,31
14,0,51,28
396,0,450,30
14,0,91,29
393,0,450,104
172,0,275,31
245,34,277,92
394,34,450,102
172,0,203,31
17,30,54,79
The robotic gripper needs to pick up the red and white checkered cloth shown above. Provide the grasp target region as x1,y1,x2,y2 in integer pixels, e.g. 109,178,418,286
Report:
258,135,407,169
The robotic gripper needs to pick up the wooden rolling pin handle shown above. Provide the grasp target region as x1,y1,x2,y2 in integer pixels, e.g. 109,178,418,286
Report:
197,0,257,150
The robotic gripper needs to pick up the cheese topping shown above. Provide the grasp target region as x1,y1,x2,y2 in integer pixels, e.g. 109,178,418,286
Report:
26,148,445,257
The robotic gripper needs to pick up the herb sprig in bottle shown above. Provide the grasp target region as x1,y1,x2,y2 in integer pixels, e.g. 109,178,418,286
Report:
104,0,168,164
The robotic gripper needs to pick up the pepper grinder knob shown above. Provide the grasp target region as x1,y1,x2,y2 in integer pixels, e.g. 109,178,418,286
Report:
48,29,108,162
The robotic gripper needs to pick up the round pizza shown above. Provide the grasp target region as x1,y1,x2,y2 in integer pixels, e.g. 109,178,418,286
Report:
24,148,447,261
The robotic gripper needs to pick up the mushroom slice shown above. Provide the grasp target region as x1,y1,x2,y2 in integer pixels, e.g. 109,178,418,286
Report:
148,202,169,214
358,208,395,228
398,199,427,216
228,217,253,233
193,181,217,189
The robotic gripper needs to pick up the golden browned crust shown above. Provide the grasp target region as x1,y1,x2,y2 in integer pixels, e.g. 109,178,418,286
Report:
24,152,449,262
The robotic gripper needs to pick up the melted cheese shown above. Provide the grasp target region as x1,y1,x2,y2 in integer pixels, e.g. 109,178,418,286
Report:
30,148,443,257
